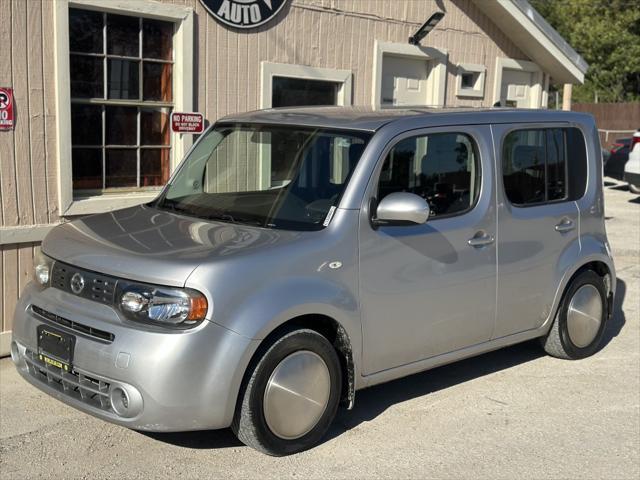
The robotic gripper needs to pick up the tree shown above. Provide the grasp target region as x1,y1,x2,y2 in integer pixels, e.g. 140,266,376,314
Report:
530,0,640,103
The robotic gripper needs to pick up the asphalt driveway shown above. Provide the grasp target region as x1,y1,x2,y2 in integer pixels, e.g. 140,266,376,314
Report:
1,180,638,479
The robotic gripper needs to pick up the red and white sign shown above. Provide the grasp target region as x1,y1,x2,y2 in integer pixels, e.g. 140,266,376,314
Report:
0,87,14,131
171,112,205,134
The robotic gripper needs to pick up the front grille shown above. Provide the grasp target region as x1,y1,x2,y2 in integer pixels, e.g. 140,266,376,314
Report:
51,261,117,306
23,350,113,413
31,305,115,343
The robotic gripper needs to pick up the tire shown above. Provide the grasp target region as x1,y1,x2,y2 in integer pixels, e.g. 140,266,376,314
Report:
232,328,342,456
629,183,640,194
541,270,608,360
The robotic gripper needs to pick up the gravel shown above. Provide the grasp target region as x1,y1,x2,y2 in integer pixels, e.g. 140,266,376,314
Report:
1,180,638,479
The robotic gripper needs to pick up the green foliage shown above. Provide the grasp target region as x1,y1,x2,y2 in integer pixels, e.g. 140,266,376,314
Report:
530,0,640,102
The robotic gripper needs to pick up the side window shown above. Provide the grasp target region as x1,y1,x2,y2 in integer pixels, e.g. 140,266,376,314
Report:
566,127,588,200
378,132,481,218
546,129,566,201
502,128,570,206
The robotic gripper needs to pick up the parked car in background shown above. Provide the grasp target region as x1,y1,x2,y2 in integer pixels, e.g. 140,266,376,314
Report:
624,130,640,194
603,138,631,180
601,148,610,169
11,108,616,456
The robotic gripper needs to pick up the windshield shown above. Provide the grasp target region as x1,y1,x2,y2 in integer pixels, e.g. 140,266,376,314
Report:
155,123,371,231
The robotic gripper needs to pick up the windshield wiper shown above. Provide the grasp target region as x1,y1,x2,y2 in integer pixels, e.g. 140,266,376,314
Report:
204,213,264,227
157,200,264,227
157,200,191,214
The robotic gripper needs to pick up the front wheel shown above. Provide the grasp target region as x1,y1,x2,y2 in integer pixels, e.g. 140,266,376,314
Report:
541,270,608,360
232,328,342,456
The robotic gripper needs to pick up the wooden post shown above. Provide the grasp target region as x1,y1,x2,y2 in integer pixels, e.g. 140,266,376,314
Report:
562,83,573,111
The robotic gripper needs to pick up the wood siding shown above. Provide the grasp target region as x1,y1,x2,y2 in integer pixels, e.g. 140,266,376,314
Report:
0,0,59,229
1,243,39,333
0,0,530,334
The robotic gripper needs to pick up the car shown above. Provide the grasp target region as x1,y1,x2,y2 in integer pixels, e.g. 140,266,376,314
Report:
11,107,616,456
601,147,611,169
623,130,640,194
603,137,631,180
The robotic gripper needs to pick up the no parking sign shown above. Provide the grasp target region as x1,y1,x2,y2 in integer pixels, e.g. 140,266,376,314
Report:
0,87,14,130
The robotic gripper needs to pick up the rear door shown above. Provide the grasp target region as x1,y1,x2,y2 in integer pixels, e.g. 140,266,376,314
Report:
492,124,580,338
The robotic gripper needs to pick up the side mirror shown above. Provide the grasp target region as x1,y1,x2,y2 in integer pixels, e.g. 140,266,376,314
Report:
374,192,430,225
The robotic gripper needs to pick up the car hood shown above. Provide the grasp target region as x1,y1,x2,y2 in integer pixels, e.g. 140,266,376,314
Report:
42,205,304,287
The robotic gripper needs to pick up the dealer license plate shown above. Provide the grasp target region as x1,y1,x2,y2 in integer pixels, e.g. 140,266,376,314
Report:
37,325,75,372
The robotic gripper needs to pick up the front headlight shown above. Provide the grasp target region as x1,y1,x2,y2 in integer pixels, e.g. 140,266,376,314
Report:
33,251,54,286
116,281,208,328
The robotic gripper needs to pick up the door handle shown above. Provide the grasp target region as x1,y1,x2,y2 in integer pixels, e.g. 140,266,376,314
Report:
468,231,495,247
554,218,575,233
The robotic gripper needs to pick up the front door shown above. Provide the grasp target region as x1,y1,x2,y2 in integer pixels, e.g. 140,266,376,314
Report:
359,126,497,375
492,125,580,338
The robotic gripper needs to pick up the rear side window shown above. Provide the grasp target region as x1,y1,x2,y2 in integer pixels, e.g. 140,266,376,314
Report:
378,132,481,218
502,127,587,206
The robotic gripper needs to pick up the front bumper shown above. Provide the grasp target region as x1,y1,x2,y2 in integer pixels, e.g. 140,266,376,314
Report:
11,283,259,432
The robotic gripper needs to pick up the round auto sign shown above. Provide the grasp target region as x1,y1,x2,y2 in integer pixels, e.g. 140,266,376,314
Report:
200,0,288,29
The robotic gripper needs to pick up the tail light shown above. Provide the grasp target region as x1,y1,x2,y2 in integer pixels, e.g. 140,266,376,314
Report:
631,134,640,151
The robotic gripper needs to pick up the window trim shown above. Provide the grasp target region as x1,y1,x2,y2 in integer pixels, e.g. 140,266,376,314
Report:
371,41,448,108
500,125,573,209
492,57,543,108
260,62,353,109
369,129,483,224
455,63,486,99
55,0,194,216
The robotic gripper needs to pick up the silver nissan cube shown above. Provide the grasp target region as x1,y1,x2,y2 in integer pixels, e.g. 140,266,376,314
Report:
11,107,615,455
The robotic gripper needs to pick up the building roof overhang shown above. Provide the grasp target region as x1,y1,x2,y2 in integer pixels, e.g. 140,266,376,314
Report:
473,0,588,84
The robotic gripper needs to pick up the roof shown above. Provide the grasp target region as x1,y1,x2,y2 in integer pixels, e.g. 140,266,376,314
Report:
473,0,588,84
219,106,593,132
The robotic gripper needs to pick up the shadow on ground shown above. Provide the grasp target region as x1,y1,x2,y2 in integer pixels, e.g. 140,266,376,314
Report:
609,184,630,192
144,279,627,450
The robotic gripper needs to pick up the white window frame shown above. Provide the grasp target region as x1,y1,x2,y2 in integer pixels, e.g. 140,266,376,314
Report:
492,57,543,108
371,41,448,109
258,62,353,188
260,62,353,109
455,63,486,98
54,0,194,216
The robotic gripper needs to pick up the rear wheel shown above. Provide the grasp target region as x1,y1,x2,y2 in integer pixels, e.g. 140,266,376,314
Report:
541,270,608,359
232,328,342,456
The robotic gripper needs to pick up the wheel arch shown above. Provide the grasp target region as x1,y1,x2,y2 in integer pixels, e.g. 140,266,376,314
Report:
236,314,357,415
567,260,614,318
545,255,615,335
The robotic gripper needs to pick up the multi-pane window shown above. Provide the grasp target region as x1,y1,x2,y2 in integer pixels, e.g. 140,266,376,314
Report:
378,133,481,218
502,129,572,206
69,8,174,192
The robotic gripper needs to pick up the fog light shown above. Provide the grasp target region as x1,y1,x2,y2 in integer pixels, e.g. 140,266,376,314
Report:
110,387,130,416
109,384,143,418
10,341,20,364
10,341,26,369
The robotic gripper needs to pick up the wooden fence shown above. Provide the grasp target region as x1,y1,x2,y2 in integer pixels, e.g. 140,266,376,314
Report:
572,102,639,148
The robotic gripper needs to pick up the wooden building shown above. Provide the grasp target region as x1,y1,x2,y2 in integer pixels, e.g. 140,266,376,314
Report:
0,0,587,355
